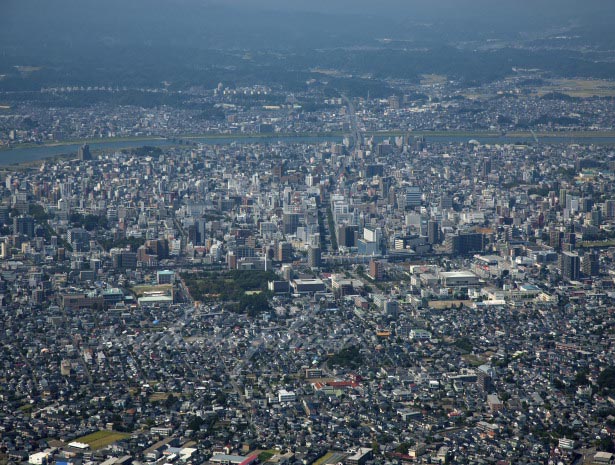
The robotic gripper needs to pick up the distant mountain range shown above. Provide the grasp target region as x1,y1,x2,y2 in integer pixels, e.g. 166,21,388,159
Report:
1,0,614,92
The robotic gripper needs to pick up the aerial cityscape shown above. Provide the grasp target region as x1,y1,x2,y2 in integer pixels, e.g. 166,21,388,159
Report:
1,1,615,465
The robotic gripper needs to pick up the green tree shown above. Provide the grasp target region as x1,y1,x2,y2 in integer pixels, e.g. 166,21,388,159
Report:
598,366,615,393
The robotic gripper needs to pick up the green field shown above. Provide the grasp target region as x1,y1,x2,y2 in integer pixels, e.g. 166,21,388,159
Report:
75,430,131,450
257,450,277,462
535,78,615,98
579,240,615,249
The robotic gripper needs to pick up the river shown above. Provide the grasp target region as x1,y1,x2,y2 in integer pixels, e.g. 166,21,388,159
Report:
2,133,615,166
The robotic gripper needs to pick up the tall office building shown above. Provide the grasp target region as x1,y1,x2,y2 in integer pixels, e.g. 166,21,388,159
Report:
338,224,359,248
364,164,384,178
405,187,422,209
549,228,562,250
440,194,454,210
0,205,10,225
276,241,293,262
112,251,132,270
427,220,441,245
13,215,35,238
282,212,300,235
559,188,568,207
605,200,615,220
560,252,580,281
12,191,29,214
445,232,484,255
590,208,603,227
562,232,576,252
308,245,322,269
413,136,426,151
582,253,599,277
482,157,492,177
78,144,92,161
369,259,384,281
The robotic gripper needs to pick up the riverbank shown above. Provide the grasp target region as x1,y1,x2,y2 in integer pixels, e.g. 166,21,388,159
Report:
4,129,615,153
2,129,615,167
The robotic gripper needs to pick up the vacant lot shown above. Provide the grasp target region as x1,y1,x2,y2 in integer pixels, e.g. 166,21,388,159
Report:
149,391,181,402
428,300,472,309
75,430,131,450
131,284,173,297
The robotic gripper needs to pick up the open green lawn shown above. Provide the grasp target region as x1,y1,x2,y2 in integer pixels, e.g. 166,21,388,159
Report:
257,450,277,462
75,430,131,450
18,404,34,412
579,240,615,248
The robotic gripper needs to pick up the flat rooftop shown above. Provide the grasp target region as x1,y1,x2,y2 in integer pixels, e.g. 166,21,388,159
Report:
440,271,478,278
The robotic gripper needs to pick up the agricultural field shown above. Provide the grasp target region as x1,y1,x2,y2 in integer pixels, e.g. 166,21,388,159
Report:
534,78,615,98
420,74,448,86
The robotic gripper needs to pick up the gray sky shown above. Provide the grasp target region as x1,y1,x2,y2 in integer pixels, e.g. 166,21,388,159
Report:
217,0,612,19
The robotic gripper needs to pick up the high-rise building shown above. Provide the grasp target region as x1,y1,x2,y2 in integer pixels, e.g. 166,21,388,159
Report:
590,208,603,227
383,299,399,318
440,194,453,210
78,144,92,161
476,365,494,393
559,188,568,207
482,157,492,177
276,241,293,262
12,191,29,214
13,215,35,238
0,205,10,225
582,253,599,277
67,228,90,249
405,187,422,209
112,251,137,269
282,212,300,235
364,164,385,178
145,239,169,259
369,259,384,281
445,232,484,255
338,224,359,248
388,95,400,110
308,245,322,269
560,252,581,281
563,232,576,252
549,228,562,250
581,197,594,213
273,161,287,179
427,220,441,245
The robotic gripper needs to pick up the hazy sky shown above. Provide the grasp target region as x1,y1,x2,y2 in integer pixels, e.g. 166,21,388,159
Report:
2,0,614,57
4,0,614,21
217,0,614,20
